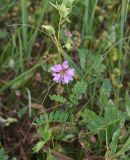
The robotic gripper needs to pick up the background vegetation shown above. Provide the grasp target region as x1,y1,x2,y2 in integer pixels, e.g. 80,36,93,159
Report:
0,0,130,159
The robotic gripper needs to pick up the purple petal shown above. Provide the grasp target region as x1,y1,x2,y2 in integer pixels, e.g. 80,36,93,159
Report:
52,73,58,77
62,76,69,84
51,64,62,72
62,61,69,69
52,73,61,83
66,68,74,77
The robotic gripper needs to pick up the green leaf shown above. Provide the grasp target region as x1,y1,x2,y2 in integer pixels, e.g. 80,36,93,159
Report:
35,115,44,126
68,81,87,107
0,148,9,160
101,79,112,95
69,113,74,122
122,137,130,152
78,49,86,70
18,107,27,118
125,91,130,118
79,108,99,123
49,112,54,121
72,81,87,94
110,119,125,154
33,141,45,153
50,94,66,103
44,113,49,122
79,108,105,132
116,137,130,157
110,128,121,154
38,126,52,140
49,1,58,10
88,118,105,131
59,111,66,121
35,110,73,125
64,113,69,122
104,106,118,122
54,110,61,121
40,115,44,122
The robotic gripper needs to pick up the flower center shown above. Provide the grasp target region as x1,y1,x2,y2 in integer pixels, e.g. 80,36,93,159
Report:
60,69,67,76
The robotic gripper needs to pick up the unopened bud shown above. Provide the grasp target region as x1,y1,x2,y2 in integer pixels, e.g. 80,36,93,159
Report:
113,68,121,77
42,25,55,35
59,5,70,19
65,41,73,51
8,59,15,68
112,48,119,61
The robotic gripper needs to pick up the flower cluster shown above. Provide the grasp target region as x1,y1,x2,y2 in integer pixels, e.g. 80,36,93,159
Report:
51,61,74,84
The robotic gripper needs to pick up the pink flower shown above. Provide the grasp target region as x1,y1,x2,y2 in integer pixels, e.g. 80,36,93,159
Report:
51,61,74,84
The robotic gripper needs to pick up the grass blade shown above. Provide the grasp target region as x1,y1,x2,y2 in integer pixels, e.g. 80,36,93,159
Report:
21,0,28,54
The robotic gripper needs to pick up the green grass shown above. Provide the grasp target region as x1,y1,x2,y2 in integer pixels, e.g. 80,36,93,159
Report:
21,0,28,55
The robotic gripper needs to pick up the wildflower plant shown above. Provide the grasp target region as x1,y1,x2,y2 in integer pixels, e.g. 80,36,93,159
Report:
33,0,88,155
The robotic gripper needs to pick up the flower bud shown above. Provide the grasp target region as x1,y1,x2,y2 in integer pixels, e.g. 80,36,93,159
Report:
42,25,55,35
113,68,121,77
59,5,71,19
112,48,119,61
8,59,15,68
65,41,73,51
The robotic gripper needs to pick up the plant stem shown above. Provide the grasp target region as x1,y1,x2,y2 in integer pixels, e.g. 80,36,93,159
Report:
119,0,128,57
57,16,62,63
82,0,89,39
